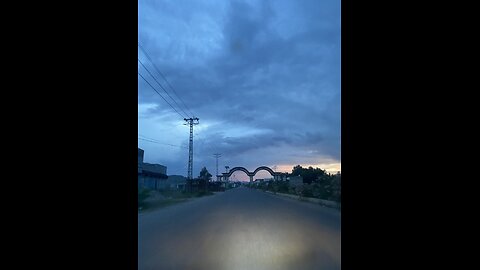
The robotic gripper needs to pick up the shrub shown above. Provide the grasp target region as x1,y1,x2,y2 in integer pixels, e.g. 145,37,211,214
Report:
138,188,152,208
301,188,314,198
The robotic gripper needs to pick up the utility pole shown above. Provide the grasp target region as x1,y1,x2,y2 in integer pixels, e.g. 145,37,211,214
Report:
225,165,229,189
184,117,199,180
213,153,221,181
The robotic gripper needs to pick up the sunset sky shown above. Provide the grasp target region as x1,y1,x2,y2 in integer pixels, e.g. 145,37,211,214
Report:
138,0,340,181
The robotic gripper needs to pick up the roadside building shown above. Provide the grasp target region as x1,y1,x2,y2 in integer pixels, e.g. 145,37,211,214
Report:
138,147,168,190
166,175,187,190
140,163,168,190
138,148,144,174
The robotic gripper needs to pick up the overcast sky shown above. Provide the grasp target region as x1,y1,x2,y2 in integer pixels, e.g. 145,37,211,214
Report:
138,0,340,181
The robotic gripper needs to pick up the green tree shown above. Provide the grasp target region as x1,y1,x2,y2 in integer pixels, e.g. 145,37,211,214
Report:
198,167,212,192
291,165,303,177
138,187,151,209
330,173,341,202
289,165,337,199
291,165,326,184
199,167,212,181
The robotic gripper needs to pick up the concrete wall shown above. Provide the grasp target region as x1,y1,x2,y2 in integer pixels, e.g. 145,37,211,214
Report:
167,175,187,189
138,148,171,190
141,176,157,190
138,148,144,174
139,175,187,190
139,176,168,190
142,163,167,175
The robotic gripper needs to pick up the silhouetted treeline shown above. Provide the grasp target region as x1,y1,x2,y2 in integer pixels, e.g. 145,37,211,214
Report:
250,165,341,202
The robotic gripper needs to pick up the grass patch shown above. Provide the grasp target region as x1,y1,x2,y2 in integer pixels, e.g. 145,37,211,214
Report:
159,190,214,199
193,191,214,197
138,189,215,213
138,188,152,209
298,196,309,202
139,198,189,213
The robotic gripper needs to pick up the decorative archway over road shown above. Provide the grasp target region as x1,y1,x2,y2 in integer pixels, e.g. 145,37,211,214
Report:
217,166,286,183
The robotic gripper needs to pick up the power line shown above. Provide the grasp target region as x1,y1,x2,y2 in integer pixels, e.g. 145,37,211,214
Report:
139,136,176,146
139,134,187,148
138,134,157,139
138,134,166,142
138,137,187,149
138,72,185,119
138,58,190,119
137,43,201,182
138,42,195,117
138,42,194,117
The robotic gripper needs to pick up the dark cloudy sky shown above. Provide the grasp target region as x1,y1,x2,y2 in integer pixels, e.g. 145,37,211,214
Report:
138,0,340,180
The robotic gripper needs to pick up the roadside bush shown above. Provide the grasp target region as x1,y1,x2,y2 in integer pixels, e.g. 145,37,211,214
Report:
301,188,314,198
138,188,152,208
195,191,213,197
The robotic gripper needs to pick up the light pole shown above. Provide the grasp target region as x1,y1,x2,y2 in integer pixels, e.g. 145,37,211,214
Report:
225,166,229,189
213,153,221,181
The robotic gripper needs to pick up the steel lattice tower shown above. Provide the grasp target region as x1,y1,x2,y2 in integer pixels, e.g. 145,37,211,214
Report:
213,153,221,181
184,117,199,180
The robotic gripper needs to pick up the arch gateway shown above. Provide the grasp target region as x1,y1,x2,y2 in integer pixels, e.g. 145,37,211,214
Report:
217,166,287,183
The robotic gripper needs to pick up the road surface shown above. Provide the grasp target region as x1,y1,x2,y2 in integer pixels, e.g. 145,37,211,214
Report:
138,187,341,270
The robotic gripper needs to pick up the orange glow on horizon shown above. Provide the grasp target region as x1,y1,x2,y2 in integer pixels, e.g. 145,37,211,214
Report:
226,163,341,182
275,163,341,174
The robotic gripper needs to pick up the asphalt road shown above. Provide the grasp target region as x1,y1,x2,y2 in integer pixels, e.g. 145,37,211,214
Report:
138,187,341,270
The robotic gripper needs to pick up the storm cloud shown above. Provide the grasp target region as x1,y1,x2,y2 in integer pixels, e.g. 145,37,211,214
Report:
138,0,340,179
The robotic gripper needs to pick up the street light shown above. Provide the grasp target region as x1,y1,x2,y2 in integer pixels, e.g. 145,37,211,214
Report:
224,166,230,190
